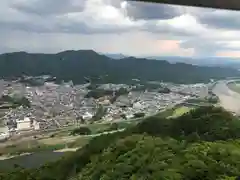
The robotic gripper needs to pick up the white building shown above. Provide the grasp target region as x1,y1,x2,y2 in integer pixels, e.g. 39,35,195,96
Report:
133,101,143,109
82,112,93,120
125,113,134,119
16,117,32,131
103,115,113,121
0,132,10,141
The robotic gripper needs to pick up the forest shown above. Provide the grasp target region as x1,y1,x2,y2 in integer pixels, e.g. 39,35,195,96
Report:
1,106,240,180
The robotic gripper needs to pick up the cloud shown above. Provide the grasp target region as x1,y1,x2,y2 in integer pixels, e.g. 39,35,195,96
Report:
125,1,183,20
144,14,208,38
0,0,211,36
2,0,195,35
155,40,194,56
0,0,240,58
54,0,144,33
195,9,240,30
12,0,85,16
1,0,145,34
216,51,240,58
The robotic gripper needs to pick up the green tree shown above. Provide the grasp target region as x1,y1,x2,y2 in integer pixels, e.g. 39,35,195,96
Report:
70,127,91,136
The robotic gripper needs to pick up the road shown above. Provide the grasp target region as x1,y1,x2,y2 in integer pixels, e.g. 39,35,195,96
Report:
213,80,240,115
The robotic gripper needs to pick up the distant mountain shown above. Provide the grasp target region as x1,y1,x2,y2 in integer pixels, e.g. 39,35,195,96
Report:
102,53,240,68
0,50,239,84
104,53,128,59
146,56,196,64
146,55,240,68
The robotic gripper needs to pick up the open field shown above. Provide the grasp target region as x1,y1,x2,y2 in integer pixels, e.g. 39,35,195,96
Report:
49,120,136,137
0,133,91,156
185,98,216,106
170,106,193,118
0,114,141,171
0,119,136,156
0,140,65,156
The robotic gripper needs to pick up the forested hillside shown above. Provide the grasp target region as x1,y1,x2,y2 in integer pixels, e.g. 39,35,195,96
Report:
1,106,240,180
0,50,239,84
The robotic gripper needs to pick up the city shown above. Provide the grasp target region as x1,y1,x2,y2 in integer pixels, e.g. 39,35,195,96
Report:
0,76,212,140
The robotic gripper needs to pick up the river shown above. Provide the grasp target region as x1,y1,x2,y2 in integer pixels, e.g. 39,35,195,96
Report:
0,151,67,171
212,80,240,115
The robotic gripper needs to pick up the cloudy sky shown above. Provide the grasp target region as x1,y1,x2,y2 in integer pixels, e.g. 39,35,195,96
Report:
1,0,240,57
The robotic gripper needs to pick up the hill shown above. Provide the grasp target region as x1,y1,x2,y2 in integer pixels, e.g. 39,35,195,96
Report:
0,50,239,84
1,106,240,180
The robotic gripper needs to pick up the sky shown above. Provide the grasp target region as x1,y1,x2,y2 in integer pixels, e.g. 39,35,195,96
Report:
1,0,240,58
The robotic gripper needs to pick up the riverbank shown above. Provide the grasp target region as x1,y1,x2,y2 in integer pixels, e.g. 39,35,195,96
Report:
227,81,240,94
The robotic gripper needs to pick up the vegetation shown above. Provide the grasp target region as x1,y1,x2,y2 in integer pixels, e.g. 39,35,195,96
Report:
86,84,99,90
154,108,176,118
0,95,31,108
131,82,170,92
107,123,119,131
133,106,240,141
66,137,91,149
0,50,238,84
91,105,107,122
158,87,171,93
85,89,113,99
85,87,129,103
2,106,240,179
170,106,192,117
77,136,240,180
206,95,219,104
120,114,127,120
133,112,145,118
70,127,91,136
18,78,45,86
186,98,217,106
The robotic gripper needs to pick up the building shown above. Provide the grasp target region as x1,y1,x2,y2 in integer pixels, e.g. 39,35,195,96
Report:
33,120,46,130
98,99,111,105
133,101,143,109
0,132,10,141
16,117,32,131
82,112,93,120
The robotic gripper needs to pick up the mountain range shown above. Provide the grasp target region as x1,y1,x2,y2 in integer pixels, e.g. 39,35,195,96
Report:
0,50,239,84
104,53,240,68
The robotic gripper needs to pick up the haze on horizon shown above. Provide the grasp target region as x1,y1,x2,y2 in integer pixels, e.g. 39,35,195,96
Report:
1,0,240,58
